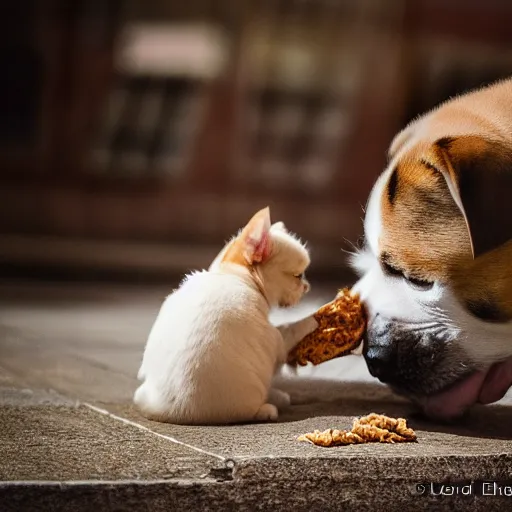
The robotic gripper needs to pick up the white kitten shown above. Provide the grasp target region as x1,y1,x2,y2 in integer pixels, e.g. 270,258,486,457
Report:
134,207,317,424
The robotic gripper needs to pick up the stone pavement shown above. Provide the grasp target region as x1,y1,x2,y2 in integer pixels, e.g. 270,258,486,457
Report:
0,280,511,511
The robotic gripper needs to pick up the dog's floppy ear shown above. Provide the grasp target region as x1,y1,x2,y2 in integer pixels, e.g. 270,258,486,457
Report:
433,135,512,258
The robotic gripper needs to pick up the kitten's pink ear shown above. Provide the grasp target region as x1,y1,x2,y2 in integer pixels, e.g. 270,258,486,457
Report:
241,207,272,265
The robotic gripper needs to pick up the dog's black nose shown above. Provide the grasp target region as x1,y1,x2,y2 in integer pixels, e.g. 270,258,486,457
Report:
364,345,395,381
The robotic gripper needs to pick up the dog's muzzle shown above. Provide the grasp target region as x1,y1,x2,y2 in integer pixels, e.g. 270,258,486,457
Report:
363,314,462,396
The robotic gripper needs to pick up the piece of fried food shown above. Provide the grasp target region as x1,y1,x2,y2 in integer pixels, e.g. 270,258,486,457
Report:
297,429,363,446
287,288,366,366
297,414,417,446
356,413,417,441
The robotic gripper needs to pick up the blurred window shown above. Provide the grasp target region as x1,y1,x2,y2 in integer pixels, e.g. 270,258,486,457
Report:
90,23,229,177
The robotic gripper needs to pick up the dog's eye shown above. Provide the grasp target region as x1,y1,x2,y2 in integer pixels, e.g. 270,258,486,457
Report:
382,261,403,278
405,275,434,291
382,261,434,291
294,273,305,279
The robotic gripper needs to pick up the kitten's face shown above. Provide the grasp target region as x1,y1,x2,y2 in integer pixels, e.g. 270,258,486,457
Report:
259,222,310,308
209,208,310,308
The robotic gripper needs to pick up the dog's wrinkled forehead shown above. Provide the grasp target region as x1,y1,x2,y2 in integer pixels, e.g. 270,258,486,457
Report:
378,146,472,282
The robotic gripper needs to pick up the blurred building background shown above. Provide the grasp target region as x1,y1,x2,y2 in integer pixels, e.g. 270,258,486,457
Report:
0,0,511,283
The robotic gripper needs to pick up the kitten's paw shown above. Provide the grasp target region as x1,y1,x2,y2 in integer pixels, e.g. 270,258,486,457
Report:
254,403,279,421
303,315,319,335
267,388,291,409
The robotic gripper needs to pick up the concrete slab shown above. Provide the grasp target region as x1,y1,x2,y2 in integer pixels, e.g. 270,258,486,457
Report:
1,400,511,512
104,396,512,460
2,470,512,512
0,403,223,482
1,394,511,512
1,280,511,511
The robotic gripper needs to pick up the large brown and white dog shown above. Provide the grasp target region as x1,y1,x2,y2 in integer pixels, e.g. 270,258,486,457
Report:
351,79,512,420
